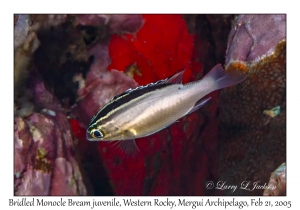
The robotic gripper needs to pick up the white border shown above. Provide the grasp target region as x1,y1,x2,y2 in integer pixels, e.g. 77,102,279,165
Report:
3,0,299,209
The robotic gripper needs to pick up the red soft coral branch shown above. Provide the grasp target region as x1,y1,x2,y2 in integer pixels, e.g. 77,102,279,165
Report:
108,14,201,85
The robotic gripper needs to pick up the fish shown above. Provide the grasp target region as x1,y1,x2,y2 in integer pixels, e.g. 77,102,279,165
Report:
86,64,246,151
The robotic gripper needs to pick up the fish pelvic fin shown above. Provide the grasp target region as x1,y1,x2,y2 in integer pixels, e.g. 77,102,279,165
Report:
203,64,246,91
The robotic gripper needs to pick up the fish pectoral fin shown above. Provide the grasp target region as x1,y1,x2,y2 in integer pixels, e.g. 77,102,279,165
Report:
124,128,138,138
186,97,211,115
165,69,185,84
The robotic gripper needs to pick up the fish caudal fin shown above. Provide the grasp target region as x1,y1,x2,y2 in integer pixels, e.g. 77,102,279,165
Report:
203,64,246,91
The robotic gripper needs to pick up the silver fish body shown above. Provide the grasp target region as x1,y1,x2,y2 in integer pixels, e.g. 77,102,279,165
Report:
86,64,245,141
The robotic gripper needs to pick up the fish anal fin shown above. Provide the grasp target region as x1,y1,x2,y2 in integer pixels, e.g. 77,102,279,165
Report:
186,97,211,115
161,121,177,131
165,69,185,84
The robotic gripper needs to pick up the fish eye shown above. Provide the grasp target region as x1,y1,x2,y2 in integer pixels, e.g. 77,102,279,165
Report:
93,130,104,138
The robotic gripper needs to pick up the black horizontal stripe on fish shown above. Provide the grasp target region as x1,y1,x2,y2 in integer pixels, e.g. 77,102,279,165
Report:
88,81,173,127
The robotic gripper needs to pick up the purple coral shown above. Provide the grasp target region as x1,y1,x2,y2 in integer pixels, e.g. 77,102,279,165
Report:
76,14,143,34
14,78,86,195
225,14,286,66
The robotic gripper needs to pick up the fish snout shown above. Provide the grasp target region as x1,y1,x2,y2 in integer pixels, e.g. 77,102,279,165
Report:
86,131,96,141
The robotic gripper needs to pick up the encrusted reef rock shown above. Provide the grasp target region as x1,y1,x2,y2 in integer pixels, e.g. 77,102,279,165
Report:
14,15,40,102
14,78,86,195
14,15,90,196
218,15,286,195
263,162,286,196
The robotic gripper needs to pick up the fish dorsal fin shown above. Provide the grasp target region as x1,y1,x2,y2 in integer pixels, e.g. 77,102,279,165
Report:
165,69,185,84
110,88,133,101
186,97,211,115
110,69,185,102
110,78,172,102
